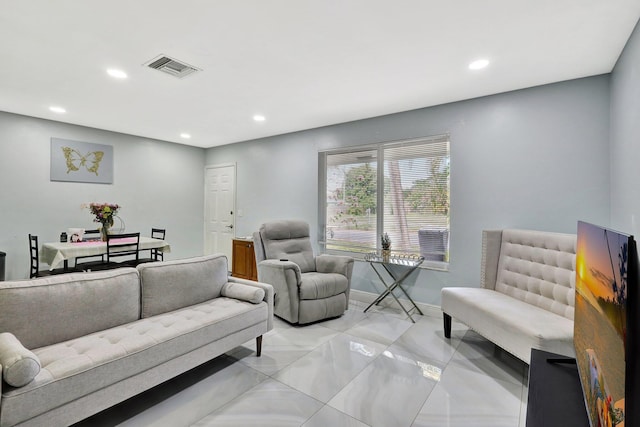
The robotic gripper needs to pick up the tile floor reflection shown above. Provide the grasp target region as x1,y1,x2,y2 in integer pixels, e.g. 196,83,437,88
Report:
74,301,529,427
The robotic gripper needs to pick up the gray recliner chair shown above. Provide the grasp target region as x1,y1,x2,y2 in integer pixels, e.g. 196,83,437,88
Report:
253,220,354,324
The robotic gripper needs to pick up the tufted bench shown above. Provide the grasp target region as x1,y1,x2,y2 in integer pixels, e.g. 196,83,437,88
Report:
441,229,577,364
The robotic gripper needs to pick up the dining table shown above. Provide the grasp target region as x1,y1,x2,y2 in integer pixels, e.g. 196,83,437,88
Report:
41,237,171,271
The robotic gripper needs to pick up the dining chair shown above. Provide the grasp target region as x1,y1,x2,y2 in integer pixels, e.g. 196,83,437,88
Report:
84,228,102,241
151,228,166,261
80,232,141,271
137,228,166,264
29,234,67,278
105,232,141,267
74,229,105,268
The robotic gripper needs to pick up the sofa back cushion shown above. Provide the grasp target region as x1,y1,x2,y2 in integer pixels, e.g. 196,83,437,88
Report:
0,268,140,349
138,254,228,318
259,220,316,273
494,229,577,320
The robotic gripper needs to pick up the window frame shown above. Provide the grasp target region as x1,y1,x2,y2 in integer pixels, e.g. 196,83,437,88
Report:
318,134,450,271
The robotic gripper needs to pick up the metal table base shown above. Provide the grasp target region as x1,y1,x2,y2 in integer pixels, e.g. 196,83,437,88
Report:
363,255,424,322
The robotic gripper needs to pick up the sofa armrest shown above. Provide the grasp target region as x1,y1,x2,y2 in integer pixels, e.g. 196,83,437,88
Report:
256,259,302,323
316,254,354,279
227,277,275,331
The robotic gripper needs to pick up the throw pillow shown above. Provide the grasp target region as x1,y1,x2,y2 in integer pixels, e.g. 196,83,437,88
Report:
0,332,41,387
222,282,265,304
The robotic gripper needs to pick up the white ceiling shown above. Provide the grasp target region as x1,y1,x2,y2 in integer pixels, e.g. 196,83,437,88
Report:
1,1,639,149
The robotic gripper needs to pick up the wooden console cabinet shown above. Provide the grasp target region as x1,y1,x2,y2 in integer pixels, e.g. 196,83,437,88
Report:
232,238,257,281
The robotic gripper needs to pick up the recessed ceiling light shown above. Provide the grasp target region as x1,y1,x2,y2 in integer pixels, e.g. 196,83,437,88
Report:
107,68,128,79
180,133,191,139
253,115,266,122
469,59,490,70
49,106,66,114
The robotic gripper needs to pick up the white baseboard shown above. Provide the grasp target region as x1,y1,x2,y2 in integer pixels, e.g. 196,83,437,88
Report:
349,289,443,319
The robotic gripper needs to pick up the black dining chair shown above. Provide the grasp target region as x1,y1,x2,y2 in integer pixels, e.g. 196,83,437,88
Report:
74,229,105,269
29,234,67,278
80,232,141,271
137,228,166,264
107,232,141,267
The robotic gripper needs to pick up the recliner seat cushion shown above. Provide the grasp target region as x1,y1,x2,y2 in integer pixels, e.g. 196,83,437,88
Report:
299,272,348,300
0,298,267,427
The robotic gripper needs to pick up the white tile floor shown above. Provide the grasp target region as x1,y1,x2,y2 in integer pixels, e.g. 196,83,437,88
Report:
75,301,529,427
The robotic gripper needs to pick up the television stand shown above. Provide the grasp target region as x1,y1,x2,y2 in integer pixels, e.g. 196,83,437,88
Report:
526,349,588,427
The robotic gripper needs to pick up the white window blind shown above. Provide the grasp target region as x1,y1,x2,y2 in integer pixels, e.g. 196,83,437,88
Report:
321,136,450,267
325,148,378,252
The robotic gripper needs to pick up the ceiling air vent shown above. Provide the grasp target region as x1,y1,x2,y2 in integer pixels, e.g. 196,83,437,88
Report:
144,55,200,79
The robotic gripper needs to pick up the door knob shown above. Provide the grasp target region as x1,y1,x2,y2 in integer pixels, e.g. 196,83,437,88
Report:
226,224,233,229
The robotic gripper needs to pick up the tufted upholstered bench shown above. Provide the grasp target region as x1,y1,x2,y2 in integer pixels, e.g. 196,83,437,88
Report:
0,254,273,427
441,229,577,364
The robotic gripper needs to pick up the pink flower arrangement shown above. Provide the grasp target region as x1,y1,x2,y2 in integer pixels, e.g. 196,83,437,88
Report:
83,202,120,227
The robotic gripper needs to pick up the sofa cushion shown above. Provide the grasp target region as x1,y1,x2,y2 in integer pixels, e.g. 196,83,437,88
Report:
299,272,348,300
138,254,229,317
222,282,265,304
0,297,268,427
441,287,575,363
0,269,140,349
0,333,40,387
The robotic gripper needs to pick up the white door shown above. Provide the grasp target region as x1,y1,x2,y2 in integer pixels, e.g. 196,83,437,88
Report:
204,165,235,263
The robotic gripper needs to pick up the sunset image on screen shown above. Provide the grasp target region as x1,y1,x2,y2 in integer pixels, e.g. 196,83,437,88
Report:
575,222,628,427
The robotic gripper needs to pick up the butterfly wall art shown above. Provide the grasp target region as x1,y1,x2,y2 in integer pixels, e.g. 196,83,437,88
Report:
62,147,104,175
50,138,113,184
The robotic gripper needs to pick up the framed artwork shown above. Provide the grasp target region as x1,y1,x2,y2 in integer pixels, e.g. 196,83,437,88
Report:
50,138,113,184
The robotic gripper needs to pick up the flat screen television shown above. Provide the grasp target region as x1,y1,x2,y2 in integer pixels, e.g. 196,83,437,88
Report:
574,221,639,427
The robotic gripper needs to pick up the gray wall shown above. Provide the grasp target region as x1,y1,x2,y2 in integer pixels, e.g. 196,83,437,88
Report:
0,112,205,280
611,19,640,235
206,76,611,305
2,56,628,303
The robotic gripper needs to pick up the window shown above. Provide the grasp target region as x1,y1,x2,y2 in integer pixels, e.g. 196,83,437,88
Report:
319,135,450,269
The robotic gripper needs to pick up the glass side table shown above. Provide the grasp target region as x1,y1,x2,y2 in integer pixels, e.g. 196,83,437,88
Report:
363,252,424,322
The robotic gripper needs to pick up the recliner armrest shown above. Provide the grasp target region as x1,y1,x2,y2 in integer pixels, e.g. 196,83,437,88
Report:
257,259,303,323
258,259,302,283
316,254,354,279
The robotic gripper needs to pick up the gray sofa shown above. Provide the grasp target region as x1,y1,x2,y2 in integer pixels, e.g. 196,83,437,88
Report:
441,229,576,364
0,254,273,427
